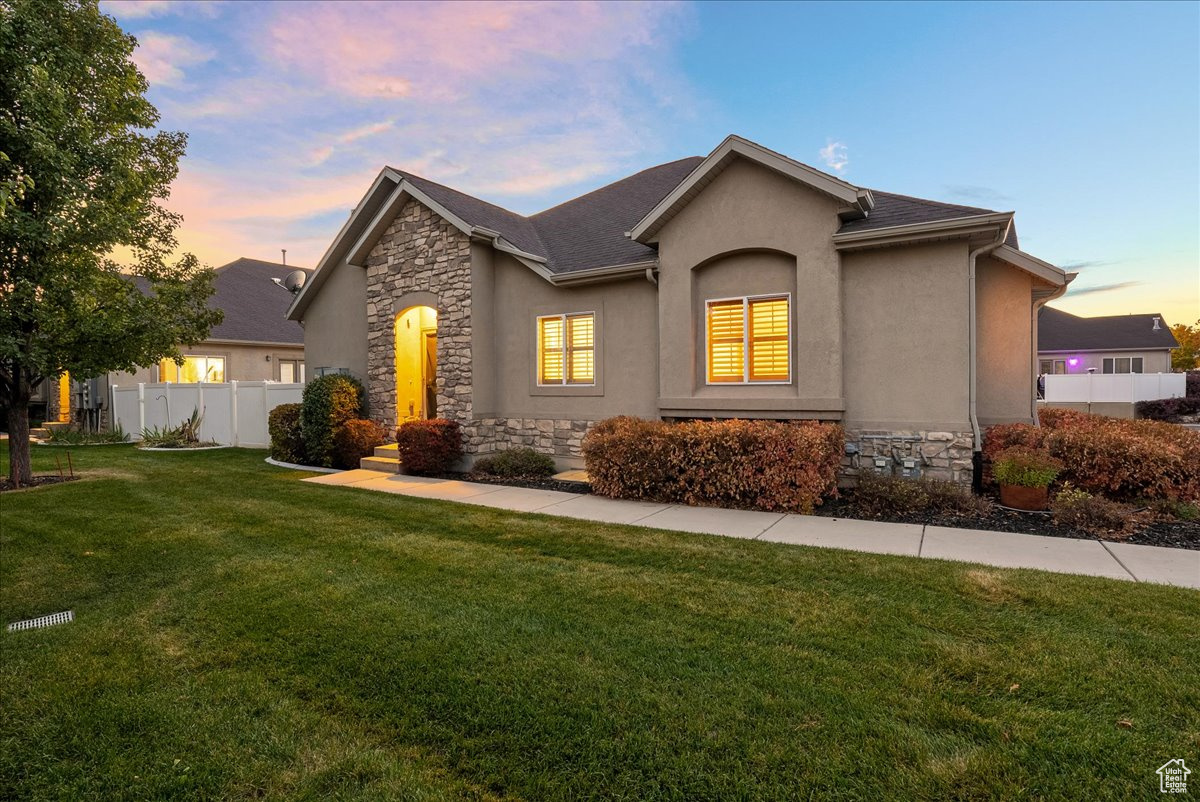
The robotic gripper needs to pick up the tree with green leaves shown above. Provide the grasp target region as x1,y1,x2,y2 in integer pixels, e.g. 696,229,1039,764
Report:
0,0,221,484
1171,319,1199,372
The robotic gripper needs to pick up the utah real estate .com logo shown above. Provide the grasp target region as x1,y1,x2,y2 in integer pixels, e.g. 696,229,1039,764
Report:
1158,759,1190,794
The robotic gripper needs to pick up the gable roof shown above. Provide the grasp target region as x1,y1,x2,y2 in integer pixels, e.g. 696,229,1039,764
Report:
137,258,308,344
1038,306,1179,352
290,134,1055,319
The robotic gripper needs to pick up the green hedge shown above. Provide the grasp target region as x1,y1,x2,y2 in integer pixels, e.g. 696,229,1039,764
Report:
473,447,556,478
268,403,304,463
300,375,366,468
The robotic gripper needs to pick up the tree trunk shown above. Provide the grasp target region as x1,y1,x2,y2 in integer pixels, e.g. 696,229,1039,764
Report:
6,386,33,487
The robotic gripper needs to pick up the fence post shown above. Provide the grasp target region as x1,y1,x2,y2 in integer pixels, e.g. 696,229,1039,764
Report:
137,383,146,434
230,381,239,447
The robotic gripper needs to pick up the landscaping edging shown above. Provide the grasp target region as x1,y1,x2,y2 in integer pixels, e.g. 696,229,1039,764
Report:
264,457,342,474
138,445,229,452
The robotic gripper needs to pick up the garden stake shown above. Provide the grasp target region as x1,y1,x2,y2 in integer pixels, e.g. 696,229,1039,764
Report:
67,451,74,478
55,455,63,479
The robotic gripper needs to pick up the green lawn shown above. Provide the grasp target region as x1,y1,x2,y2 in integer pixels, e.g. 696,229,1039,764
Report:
1,444,1197,801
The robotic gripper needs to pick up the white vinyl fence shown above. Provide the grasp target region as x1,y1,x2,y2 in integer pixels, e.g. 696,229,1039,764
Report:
111,382,304,447
1043,372,1185,404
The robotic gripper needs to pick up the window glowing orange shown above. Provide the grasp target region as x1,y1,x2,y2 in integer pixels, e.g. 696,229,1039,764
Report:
707,296,790,383
538,313,595,385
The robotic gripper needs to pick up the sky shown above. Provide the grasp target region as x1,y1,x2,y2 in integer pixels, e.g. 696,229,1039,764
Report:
101,0,1200,325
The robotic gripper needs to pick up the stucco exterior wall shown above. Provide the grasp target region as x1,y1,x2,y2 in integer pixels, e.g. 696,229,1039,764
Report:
302,253,368,381
655,158,844,418
488,253,659,420
841,240,971,431
976,255,1038,425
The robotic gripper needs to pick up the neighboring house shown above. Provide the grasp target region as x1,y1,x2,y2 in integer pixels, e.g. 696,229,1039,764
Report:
288,135,1073,483
1037,306,1179,375
40,258,309,426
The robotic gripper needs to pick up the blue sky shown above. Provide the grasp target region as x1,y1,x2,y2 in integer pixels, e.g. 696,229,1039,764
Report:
102,0,1199,324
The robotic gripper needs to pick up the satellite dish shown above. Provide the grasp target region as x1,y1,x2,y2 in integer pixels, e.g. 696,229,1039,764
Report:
282,269,307,293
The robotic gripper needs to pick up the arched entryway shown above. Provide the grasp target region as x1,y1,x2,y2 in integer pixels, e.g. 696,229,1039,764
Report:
394,306,437,423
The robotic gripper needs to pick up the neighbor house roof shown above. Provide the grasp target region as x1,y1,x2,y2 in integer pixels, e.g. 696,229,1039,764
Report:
135,258,309,344
1038,306,1179,352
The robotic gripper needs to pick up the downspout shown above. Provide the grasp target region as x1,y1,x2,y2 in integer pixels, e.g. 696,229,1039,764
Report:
644,267,657,286
968,219,1011,493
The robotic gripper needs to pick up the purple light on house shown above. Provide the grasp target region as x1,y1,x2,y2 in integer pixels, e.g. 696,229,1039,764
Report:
1068,358,1079,367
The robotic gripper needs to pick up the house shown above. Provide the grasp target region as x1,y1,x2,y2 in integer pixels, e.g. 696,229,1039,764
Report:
42,258,309,427
288,135,1073,483
1037,306,1179,375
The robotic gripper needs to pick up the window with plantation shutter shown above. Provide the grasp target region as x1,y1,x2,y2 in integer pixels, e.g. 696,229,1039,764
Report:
538,312,595,385
706,295,790,384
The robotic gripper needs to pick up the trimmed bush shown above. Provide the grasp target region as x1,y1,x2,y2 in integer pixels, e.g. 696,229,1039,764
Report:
301,375,366,468
984,411,1200,501
1135,396,1200,423
582,417,843,514
852,473,990,519
268,403,304,463
473,447,556,478
1051,485,1134,536
1188,370,1200,399
395,419,462,475
332,419,387,470
992,447,1062,488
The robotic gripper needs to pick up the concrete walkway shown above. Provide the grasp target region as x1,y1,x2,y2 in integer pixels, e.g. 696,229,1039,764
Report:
304,470,1200,590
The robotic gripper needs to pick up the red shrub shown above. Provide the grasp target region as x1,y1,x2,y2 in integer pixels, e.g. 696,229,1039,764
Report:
332,419,387,470
984,410,1200,501
395,419,462,475
582,417,843,514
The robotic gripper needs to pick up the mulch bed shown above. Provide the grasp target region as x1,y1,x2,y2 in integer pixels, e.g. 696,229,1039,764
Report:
814,492,1200,551
0,475,80,492
440,472,1200,551
437,472,593,495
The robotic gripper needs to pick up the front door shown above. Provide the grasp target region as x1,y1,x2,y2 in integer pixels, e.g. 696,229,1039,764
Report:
422,330,437,419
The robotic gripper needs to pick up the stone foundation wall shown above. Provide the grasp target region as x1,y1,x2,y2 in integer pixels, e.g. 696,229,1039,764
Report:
365,199,473,432
469,417,597,458
842,429,975,484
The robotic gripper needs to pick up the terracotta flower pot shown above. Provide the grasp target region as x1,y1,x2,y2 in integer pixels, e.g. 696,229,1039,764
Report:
999,483,1050,511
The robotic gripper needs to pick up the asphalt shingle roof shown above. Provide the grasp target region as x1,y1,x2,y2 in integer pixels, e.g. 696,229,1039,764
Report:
1038,306,1179,352
388,153,1023,274
133,258,308,344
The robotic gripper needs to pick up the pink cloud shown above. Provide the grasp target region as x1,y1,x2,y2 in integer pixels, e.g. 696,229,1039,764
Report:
132,32,214,87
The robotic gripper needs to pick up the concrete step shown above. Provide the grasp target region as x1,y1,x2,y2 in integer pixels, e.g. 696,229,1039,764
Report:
28,428,50,439
43,422,72,432
373,443,399,458
360,455,402,473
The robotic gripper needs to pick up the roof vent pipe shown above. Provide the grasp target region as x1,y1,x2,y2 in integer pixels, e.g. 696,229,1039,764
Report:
281,249,287,266
1152,316,1161,330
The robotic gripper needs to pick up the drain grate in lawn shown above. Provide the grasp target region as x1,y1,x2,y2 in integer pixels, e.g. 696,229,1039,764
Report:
7,610,73,632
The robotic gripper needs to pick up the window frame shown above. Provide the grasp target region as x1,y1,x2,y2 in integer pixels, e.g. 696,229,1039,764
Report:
536,311,597,387
1103,356,1144,375
704,293,792,386
160,354,227,383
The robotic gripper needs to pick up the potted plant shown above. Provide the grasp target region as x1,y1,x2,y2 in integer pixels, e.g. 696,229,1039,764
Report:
992,447,1063,511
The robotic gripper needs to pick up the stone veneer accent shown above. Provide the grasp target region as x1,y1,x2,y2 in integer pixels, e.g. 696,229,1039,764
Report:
469,418,597,458
842,429,975,484
365,199,473,436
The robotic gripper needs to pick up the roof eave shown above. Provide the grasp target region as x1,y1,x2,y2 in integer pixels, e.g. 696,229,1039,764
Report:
287,168,398,321
833,212,1015,250
990,244,1071,287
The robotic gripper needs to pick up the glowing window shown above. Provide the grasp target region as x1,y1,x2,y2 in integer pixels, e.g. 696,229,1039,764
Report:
160,355,226,383
538,313,595,385
706,295,790,383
